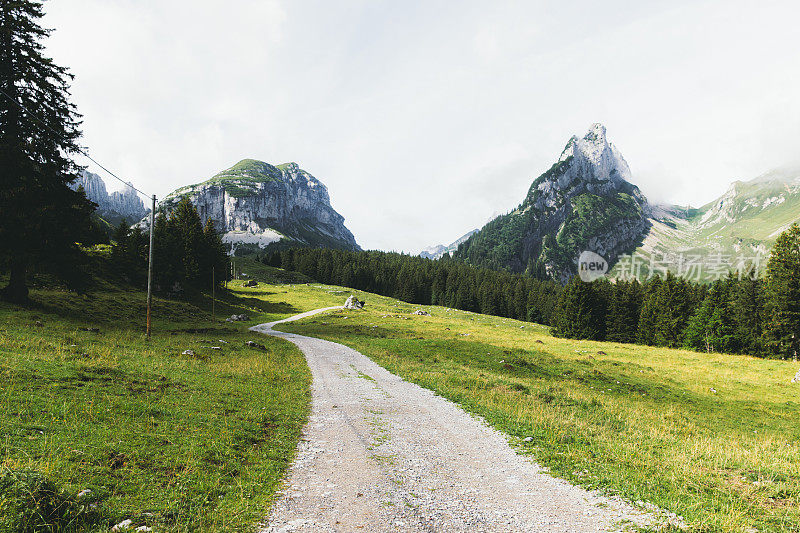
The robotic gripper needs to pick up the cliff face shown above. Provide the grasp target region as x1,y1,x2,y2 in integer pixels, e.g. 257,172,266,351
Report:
158,159,359,251
454,124,650,282
70,171,149,223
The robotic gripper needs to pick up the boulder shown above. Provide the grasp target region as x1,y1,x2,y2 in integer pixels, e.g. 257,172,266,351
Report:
246,340,267,350
111,519,133,532
344,296,365,310
412,310,430,316
226,314,250,322
244,279,258,287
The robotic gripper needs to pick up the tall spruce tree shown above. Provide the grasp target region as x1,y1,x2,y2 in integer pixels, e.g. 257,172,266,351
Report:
684,277,736,353
0,0,94,301
636,276,662,345
763,223,800,358
607,280,643,344
552,277,607,340
170,197,204,285
732,273,764,355
202,218,229,288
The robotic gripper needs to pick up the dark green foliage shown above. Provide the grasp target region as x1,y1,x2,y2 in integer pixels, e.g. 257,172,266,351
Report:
150,198,229,293
550,255,792,358
733,274,765,355
110,199,229,294
0,470,103,532
684,277,737,353
263,248,562,325
763,223,800,358
110,219,148,284
635,277,663,346
650,272,697,348
0,1,95,302
540,224,800,359
271,228,800,359
605,279,642,343
544,193,643,276
552,277,608,340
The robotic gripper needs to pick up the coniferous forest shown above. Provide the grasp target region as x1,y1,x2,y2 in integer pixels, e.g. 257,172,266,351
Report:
262,248,562,325
265,223,800,360
109,197,229,294
549,224,800,358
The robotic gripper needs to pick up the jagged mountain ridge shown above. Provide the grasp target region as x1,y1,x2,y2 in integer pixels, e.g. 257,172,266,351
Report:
156,159,359,252
617,166,800,279
70,171,149,224
420,230,478,260
454,124,650,281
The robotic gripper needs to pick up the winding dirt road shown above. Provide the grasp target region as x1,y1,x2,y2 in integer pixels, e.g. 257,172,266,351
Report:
251,309,661,532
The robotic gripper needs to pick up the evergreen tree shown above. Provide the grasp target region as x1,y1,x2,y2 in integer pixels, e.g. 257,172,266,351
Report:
732,273,764,355
684,277,736,353
763,223,800,358
152,212,176,290
552,277,607,340
649,273,696,347
637,276,662,345
607,280,643,344
170,197,204,285
112,218,130,248
0,1,94,301
202,218,229,288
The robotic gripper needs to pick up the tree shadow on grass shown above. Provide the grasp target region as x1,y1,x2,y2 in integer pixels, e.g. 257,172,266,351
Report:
214,292,300,319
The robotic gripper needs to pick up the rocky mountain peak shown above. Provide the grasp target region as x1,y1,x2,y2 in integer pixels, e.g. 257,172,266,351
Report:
455,124,650,281
70,170,148,224
526,124,641,214
555,123,631,185
156,159,359,253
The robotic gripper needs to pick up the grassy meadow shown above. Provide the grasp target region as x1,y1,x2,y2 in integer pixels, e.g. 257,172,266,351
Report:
0,274,340,532
4,262,800,532
272,283,800,532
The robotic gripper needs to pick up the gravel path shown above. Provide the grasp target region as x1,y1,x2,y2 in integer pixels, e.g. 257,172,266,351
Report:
251,309,663,532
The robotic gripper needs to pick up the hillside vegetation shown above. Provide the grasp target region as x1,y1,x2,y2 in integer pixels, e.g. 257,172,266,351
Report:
0,279,317,532
273,282,800,532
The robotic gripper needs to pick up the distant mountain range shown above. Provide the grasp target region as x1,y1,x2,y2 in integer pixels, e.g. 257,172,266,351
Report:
70,171,149,225
154,159,359,253
420,230,477,260
618,167,800,280
435,123,800,282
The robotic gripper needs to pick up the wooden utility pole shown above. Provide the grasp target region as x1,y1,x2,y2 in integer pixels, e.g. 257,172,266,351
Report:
212,267,216,322
146,194,156,339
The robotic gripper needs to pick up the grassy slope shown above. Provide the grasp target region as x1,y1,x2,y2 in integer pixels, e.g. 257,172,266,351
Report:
274,286,800,532
0,279,334,532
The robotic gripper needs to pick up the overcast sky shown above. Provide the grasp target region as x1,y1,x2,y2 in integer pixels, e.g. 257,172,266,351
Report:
43,0,800,252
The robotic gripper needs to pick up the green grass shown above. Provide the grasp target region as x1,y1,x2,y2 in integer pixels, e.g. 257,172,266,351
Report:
0,280,318,532
274,286,800,532
8,271,799,531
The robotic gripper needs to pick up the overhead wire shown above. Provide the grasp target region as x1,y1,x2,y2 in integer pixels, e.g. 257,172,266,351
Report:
0,86,153,200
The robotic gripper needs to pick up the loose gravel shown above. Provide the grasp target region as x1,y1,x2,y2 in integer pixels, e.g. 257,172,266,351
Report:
252,308,669,532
